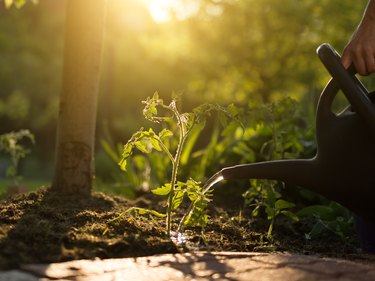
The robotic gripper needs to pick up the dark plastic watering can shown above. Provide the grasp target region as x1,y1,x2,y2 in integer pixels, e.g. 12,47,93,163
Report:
207,43,375,250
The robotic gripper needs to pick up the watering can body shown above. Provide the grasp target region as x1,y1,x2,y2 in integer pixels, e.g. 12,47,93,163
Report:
211,44,375,250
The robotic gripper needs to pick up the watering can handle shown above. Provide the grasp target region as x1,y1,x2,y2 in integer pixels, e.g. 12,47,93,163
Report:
317,43,375,137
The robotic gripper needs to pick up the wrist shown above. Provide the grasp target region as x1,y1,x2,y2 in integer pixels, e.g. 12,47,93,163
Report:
363,0,375,23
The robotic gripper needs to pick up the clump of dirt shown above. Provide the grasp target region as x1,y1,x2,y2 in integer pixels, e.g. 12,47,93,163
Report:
0,188,372,270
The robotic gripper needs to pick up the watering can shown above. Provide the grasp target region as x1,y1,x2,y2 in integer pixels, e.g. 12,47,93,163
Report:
207,43,375,251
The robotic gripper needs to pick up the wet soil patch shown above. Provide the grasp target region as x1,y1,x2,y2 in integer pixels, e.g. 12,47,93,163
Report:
0,189,373,270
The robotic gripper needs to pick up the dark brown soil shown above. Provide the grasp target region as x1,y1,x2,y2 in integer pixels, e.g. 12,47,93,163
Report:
0,188,373,270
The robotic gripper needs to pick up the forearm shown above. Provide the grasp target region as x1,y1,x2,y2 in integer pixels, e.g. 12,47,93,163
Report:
362,0,375,24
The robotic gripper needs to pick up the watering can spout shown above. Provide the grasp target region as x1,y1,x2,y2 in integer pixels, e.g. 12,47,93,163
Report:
220,159,316,189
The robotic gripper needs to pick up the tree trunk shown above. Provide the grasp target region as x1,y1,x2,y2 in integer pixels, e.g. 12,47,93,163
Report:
52,0,107,195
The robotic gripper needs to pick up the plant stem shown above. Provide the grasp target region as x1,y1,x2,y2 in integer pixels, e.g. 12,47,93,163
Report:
157,137,174,163
267,216,275,239
166,102,188,236
177,198,195,233
11,154,19,186
166,161,178,236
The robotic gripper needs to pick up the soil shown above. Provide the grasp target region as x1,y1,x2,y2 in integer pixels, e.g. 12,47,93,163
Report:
0,188,374,270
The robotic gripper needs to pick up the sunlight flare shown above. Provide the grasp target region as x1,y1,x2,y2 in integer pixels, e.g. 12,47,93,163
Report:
142,0,199,23
143,0,173,22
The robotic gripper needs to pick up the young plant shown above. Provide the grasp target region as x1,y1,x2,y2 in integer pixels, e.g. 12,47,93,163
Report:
240,98,306,238
297,201,354,241
0,129,34,186
244,179,298,238
119,93,235,236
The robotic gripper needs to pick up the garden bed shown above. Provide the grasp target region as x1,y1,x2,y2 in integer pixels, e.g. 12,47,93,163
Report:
0,188,372,270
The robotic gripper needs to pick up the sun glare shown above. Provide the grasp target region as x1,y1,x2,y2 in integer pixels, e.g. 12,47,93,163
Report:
143,0,173,23
142,0,199,23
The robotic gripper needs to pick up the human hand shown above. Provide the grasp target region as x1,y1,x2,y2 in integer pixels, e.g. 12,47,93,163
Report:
342,2,375,75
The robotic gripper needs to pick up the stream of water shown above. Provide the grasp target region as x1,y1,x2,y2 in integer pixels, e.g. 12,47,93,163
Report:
202,172,224,193
170,172,225,246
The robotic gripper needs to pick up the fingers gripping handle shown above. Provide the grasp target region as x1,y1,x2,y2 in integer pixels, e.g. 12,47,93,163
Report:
317,43,375,138
317,43,369,100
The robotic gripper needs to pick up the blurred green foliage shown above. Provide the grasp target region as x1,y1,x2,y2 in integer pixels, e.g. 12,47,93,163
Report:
0,129,34,185
4,0,37,9
297,202,354,241
0,0,371,184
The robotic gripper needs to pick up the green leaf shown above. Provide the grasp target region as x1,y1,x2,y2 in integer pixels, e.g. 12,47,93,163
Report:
265,205,275,220
186,179,202,201
152,92,160,100
183,112,195,131
121,142,134,158
328,201,352,218
251,205,261,217
151,184,171,196
275,199,295,210
307,221,327,240
101,139,120,163
265,184,281,202
149,136,162,151
126,207,166,218
142,92,164,122
180,123,204,166
139,209,166,218
297,205,336,221
134,139,151,153
184,198,209,227
159,128,173,140
119,142,134,171
187,191,198,202
118,158,128,171
281,210,299,221
172,189,185,210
